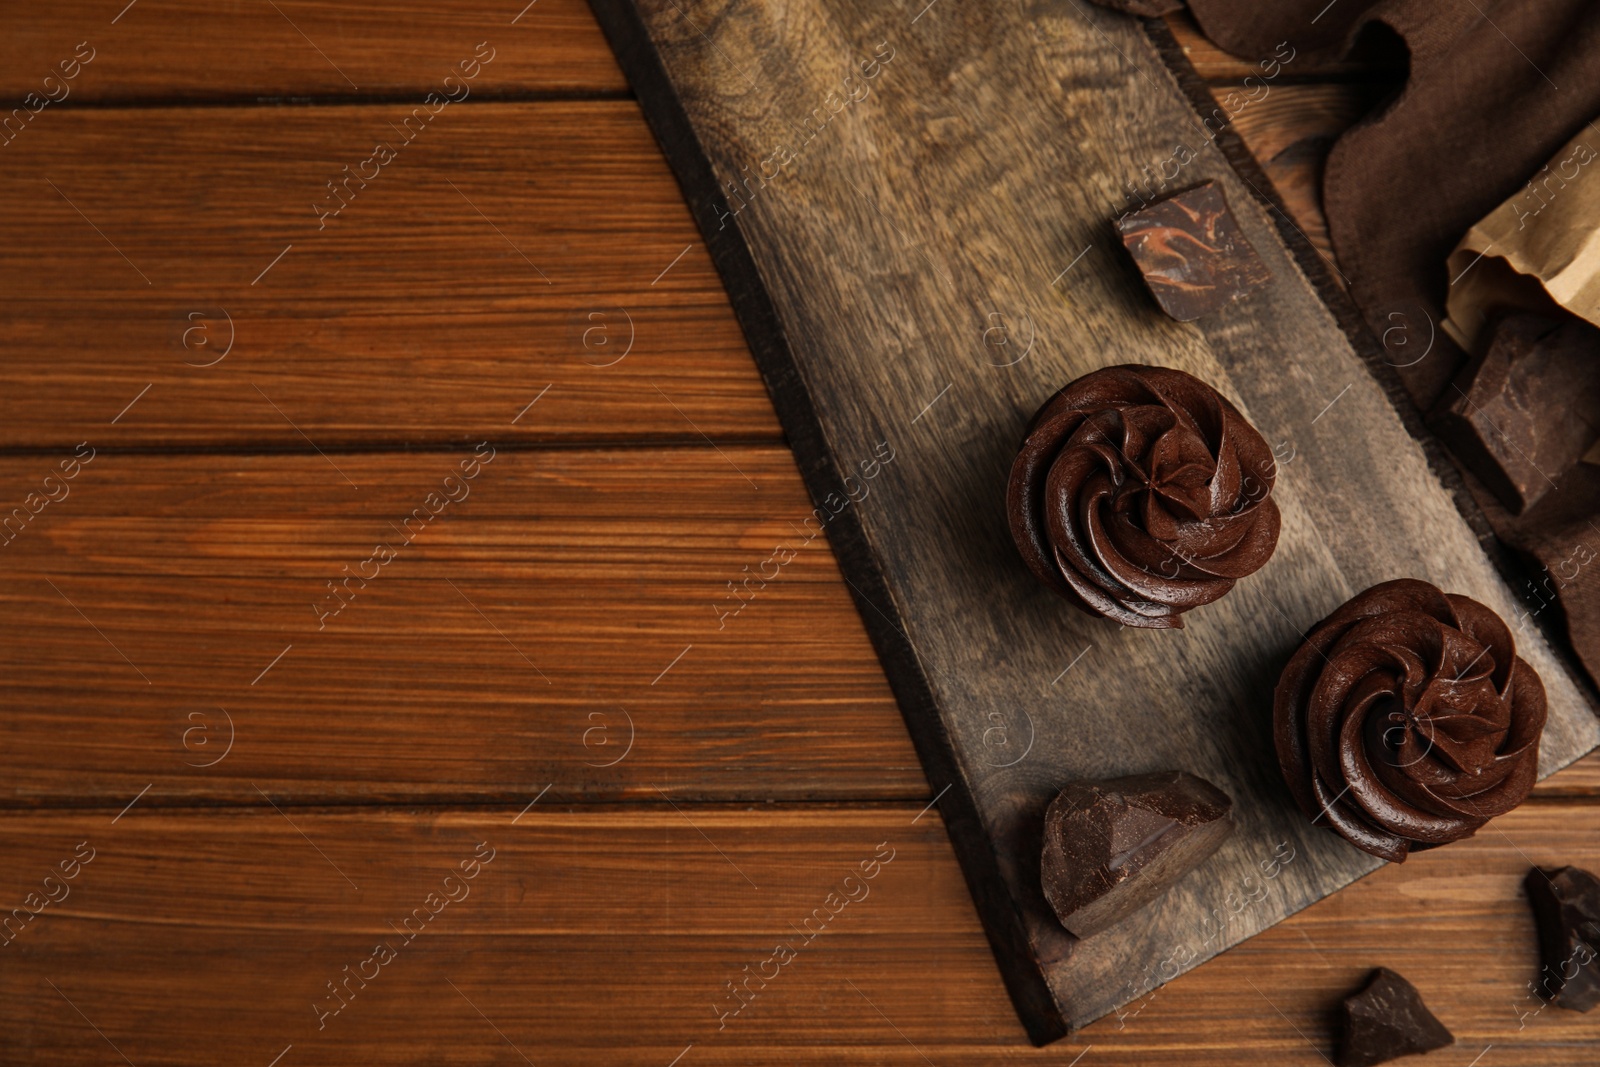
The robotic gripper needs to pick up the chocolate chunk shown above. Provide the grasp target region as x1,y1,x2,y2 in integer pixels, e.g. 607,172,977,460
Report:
1040,770,1233,938
1524,866,1600,1011
1115,181,1271,321
1434,312,1600,514
1514,520,1600,690
1338,968,1454,1067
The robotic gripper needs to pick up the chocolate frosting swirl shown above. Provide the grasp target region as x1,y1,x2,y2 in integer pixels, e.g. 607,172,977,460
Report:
1273,579,1547,862
1006,364,1280,628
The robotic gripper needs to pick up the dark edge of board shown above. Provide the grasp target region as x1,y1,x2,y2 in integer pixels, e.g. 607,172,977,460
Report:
583,0,1069,1046
1140,14,1600,714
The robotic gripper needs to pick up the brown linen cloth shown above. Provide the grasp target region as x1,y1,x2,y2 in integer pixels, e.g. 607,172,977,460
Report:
1182,0,1600,410
1096,0,1600,409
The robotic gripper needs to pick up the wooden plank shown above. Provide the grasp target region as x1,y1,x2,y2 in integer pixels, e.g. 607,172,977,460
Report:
1,802,1597,1065
0,102,776,447
1220,84,1377,172
2,442,1596,806
1538,753,1600,796
0,0,625,101
588,0,1600,1042
0,447,924,804
1163,12,1269,83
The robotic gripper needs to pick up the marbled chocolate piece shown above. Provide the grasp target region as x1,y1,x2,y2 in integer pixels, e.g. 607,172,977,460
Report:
1115,181,1271,321
1524,866,1600,1011
1434,312,1600,514
1039,770,1233,938
1339,968,1454,1067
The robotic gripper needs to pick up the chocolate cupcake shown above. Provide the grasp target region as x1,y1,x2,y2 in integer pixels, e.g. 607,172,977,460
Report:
1006,364,1280,628
1274,579,1547,862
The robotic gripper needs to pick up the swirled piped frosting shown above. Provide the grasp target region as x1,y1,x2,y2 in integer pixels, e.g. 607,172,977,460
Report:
1273,579,1547,862
1005,364,1281,628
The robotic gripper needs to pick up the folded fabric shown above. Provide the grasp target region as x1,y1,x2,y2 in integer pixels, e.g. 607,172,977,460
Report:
1108,0,1600,411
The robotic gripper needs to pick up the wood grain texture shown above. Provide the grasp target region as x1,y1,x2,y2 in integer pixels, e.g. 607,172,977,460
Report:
0,447,923,804
2,803,1598,1065
1162,12,1272,83
0,0,625,101
591,0,1600,1040
0,102,775,447
1,441,1596,807
3,5,1595,1065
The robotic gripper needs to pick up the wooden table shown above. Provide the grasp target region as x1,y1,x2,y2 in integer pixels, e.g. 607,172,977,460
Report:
0,4,1594,1063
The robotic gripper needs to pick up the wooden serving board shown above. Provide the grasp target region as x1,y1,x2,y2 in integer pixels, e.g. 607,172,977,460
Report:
586,0,1600,1044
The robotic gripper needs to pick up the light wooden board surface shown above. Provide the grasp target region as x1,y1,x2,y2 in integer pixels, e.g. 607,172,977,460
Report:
594,0,1599,1040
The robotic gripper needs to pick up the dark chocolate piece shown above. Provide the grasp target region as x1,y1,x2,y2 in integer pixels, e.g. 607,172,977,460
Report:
1433,312,1600,514
1515,519,1600,690
1338,968,1454,1067
1039,770,1233,938
1524,866,1600,1011
1274,579,1546,863
1115,181,1271,321
1006,365,1281,629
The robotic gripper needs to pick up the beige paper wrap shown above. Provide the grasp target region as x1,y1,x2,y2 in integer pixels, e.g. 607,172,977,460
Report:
1444,128,1600,354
